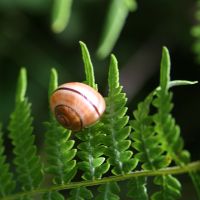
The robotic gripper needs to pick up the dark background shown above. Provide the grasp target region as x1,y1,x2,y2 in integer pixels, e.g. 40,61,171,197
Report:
0,0,199,198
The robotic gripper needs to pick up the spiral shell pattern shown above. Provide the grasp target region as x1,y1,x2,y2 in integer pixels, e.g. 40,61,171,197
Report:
50,82,106,131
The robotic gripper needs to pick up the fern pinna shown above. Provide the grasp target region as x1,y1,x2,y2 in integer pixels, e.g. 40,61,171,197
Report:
130,47,199,200
69,42,110,199
95,54,138,200
0,42,199,200
8,68,43,198
153,47,200,199
44,68,77,200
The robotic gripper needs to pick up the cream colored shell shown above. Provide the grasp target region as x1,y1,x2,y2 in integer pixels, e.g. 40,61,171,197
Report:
50,82,106,131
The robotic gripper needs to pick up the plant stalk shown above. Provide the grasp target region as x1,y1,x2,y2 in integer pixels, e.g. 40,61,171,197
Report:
1,161,200,200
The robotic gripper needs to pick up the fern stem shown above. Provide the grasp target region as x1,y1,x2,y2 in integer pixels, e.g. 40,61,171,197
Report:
1,161,200,200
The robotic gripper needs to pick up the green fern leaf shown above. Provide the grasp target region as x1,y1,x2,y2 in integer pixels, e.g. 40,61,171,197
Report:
45,68,77,186
97,0,137,59
153,47,190,164
99,55,137,200
127,177,148,200
8,68,43,192
0,124,16,197
79,41,96,90
130,92,170,170
95,182,120,200
44,69,77,199
103,54,138,175
68,187,93,200
153,47,200,198
151,175,181,200
74,43,109,181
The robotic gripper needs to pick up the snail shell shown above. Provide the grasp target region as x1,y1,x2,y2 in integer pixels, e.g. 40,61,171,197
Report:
50,82,106,131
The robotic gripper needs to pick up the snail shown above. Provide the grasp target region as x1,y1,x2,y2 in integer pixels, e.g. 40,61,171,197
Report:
50,82,106,131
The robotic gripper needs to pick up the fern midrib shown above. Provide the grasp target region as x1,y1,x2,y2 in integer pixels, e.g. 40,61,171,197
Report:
87,131,95,180
157,97,186,167
111,127,123,173
103,183,110,200
56,144,67,184
16,155,35,190
139,124,156,171
109,92,125,174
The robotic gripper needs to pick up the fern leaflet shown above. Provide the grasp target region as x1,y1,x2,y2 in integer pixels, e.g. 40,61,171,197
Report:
69,42,109,199
97,0,137,59
8,68,43,194
127,177,148,200
95,182,120,200
98,55,138,199
151,175,181,200
103,54,138,175
44,68,77,199
153,47,200,199
68,187,93,200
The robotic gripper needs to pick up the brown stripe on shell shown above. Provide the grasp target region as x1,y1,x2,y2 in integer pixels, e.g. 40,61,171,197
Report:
54,87,101,117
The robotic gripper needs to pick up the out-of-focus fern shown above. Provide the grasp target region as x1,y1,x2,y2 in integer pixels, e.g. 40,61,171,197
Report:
97,0,137,59
44,68,77,200
98,54,138,199
51,0,73,33
8,68,43,195
0,124,15,198
191,0,200,63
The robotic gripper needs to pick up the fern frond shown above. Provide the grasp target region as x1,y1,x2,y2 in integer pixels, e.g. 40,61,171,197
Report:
103,54,138,175
151,175,181,200
44,68,77,191
153,47,200,198
130,48,184,200
68,187,93,200
79,41,96,90
95,182,120,200
153,47,190,164
97,0,137,59
69,43,109,199
75,43,109,180
127,177,148,200
0,124,16,197
99,55,137,199
8,68,43,192
130,92,171,171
